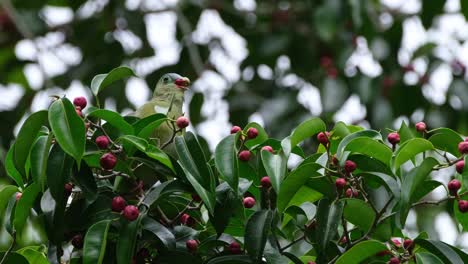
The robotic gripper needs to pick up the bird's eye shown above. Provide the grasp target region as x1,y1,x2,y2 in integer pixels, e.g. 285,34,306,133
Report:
163,77,170,83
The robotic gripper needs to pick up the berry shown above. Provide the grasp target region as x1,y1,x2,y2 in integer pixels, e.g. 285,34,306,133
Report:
64,183,73,196
73,96,87,109
344,160,357,173
230,126,242,134
403,239,414,251
111,196,127,212
307,262,316,264
332,155,339,165
181,213,195,227
459,142,468,154
403,64,414,72
415,122,426,132
389,257,400,264
317,132,329,145
100,153,117,170
186,239,198,252
261,145,274,153
15,192,22,201
383,76,395,88
243,197,255,208
260,176,271,188
392,238,402,247
228,242,241,254
95,135,110,149
376,250,391,256
320,56,333,69
75,109,83,117
335,178,346,190
176,116,189,129
387,132,400,145
247,127,258,139
238,150,251,162
191,194,202,202
448,179,462,195
345,188,358,198
123,205,139,221
71,234,84,249
456,161,465,174
326,67,338,78
458,200,468,213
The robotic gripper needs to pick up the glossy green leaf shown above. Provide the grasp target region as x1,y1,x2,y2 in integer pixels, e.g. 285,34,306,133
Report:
83,220,112,264
87,109,134,135
5,144,24,187
132,113,167,134
211,187,241,236
335,240,387,264
73,162,98,202
261,151,287,193
17,248,49,264
46,144,73,203
30,134,52,192
0,252,29,264
215,135,238,191
415,252,444,264
40,189,65,244
91,66,135,96
117,216,141,264
137,118,167,139
14,110,48,177
243,122,268,149
118,135,174,171
0,185,19,211
277,163,321,212
415,239,463,264
343,198,375,233
315,199,344,262
48,98,86,164
454,193,468,231
336,130,382,162
344,137,392,165
360,172,400,199
428,128,463,158
142,180,189,207
142,216,176,250
14,183,40,235
281,118,326,156
398,121,415,144
245,210,273,261
392,138,434,173
206,255,253,264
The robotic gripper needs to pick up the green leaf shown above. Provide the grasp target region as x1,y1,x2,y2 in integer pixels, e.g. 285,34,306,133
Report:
30,134,53,192
261,151,287,193
87,109,134,135
49,98,86,164
0,185,19,211
118,135,174,171
245,210,273,261
5,144,24,187
344,137,392,165
211,187,241,236
412,43,437,60
117,216,142,264
137,118,167,139
281,118,326,156
421,0,445,28
40,189,65,244
73,162,98,202
462,0,468,20
143,180,189,207
360,172,400,200
0,252,29,264
14,110,48,177
428,128,463,157
91,66,135,96
142,216,176,250
243,123,268,149
335,240,387,264
14,183,40,235
398,121,415,144
315,199,344,262
206,255,253,264
415,239,464,264
17,248,49,264
215,135,238,191
132,113,166,134
277,163,321,212
392,138,434,173
46,144,73,203
336,130,382,162
83,220,112,264
454,193,468,231
399,157,438,227
415,252,444,264
343,198,375,233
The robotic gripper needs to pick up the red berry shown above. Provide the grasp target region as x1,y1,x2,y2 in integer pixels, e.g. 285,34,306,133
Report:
191,193,202,202
71,234,84,249
73,96,87,109
332,155,339,165
15,192,22,201
95,135,110,149
403,239,414,251
243,197,255,208
238,150,251,162
403,64,414,72
228,242,241,254
307,262,316,264
326,67,338,78
100,153,117,170
389,257,400,264
335,178,346,190
317,132,329,145
111,196,127,212
344,160,357,173
261,145,274,153
64,183,73,196
376,250,391,256
459,142,468,154
392,238,402,247
387,132,400,145
456,161,465,174
247,127,258,139
123,205,139,221
181,213,195,227
345,188,358,198
415,122,426,132
230,126,242,134
458,200,468,213
176,116,189,129
186,239,198,252
260,176,271,188
320,56,333,69
75,109,83,117
465,137,468,142
448,179,461,195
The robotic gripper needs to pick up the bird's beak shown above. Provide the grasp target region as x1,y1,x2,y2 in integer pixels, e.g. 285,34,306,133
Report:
175,77,190,89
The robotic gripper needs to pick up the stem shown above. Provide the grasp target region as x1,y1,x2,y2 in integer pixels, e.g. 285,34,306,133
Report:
156,206,171,225
95,171,130,180
341,212,351,249
412,191,468,207
0,232,16,264
280,235,305,252
161,122,182,150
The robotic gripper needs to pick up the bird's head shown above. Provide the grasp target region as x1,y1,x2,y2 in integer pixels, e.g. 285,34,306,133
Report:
153,73,190,97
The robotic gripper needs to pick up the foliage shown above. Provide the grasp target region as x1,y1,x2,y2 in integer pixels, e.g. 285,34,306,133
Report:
1,67,468,263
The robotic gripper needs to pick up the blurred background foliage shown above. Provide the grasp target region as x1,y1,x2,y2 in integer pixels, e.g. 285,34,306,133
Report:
1,0,468,249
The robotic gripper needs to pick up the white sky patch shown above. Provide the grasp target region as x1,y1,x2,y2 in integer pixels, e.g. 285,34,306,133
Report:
422,63,452,105
297,83,322,116
248,112,264,127
24,64,44,90
0,84,24,111
435,212,458,245
140,0,178,11
257,64,273,80
114,29,143,54
234,0,256,11
334,95,366,124
126,77,151,108
31,88,61,112
346,37,382,77
77,0,109,19
41,6,74,27
15,40,37,61
13,114,28,137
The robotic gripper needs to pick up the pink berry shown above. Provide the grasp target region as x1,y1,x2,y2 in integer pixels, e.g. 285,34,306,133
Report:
458,200,468,213
95,135,110,149
344,160,357,173
307,262,316,264
123,205,139,221
261,145,274,153
260,176,271,188
243,197,255,208
345,188,358,198
71,234,83,249
387,132,400,145
456,161,465,174
238,150,251,162
459,142,468,154
75,109,83,117
389,257,400,264
448,179,461,195
228,242,241,254
415,122,426,132
230,126,242,134
100,153,117,170
111,196,127,212
317,132,329,146
186,239,198,252
15,192,22,201
403,239,414,251
191,194,201,202
392,238,402,247
176,116,189,129
335,178,346,190
180,213,195,227
64,183,73,196
247,127,258,139
320,56,333,69
73,97,87,109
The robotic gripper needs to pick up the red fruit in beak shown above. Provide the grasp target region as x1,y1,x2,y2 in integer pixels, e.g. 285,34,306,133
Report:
175,77,190,88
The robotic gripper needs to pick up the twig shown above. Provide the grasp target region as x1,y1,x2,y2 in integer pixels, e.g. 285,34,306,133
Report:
280,235,305,252
95,171,130,180
412,191,468,207
156,206,171,225
0,232,16,264
161,122,182,149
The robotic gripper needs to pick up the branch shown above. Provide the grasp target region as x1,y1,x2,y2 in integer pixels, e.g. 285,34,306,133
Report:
280,235,305,252
95,171,130,180
161,121,182,149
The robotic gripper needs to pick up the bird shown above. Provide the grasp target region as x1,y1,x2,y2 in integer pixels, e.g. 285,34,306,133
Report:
131,73,190,156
